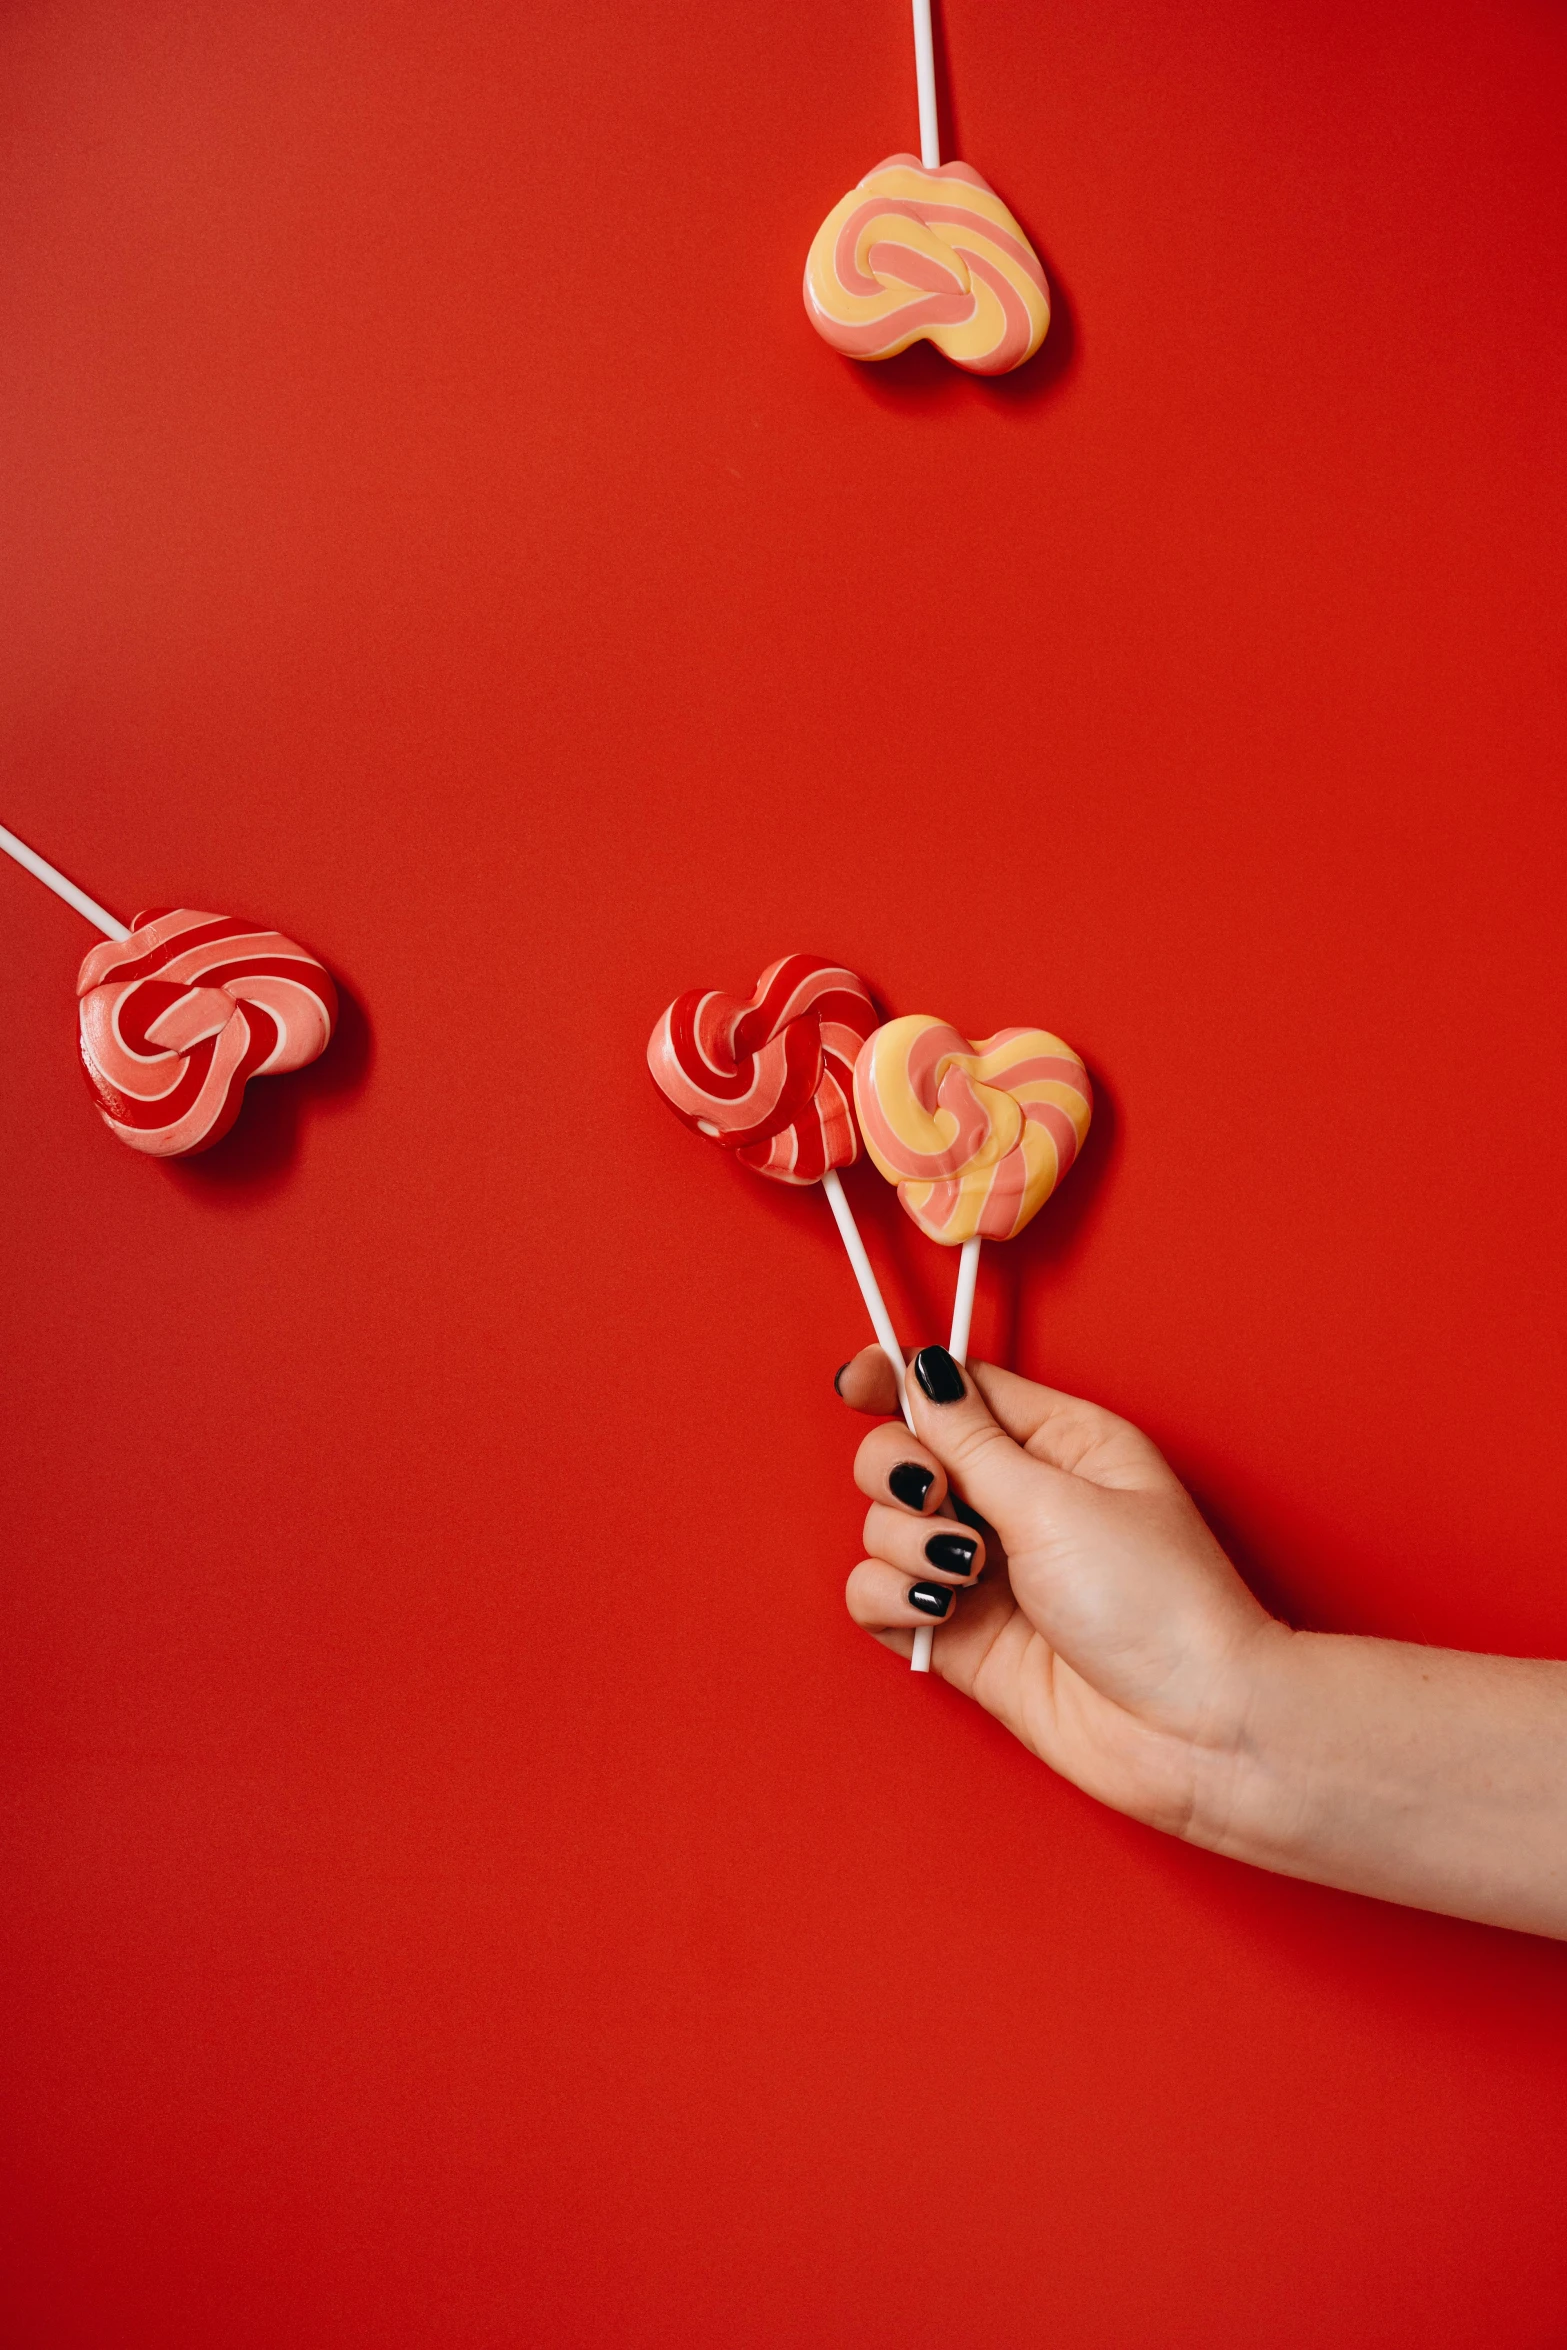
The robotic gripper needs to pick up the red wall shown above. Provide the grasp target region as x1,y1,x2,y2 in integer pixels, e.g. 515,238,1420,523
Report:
3,2,1566,2342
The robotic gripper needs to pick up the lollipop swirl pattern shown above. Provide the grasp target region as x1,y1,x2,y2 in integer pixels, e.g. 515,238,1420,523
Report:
804,155,1050,376
854,1015,1092,1242
647,954,878,1184
77,908,338,1157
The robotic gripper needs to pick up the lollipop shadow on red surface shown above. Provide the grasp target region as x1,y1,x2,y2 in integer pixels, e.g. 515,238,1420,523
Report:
162,977,372,1205
981,1066,1117,1369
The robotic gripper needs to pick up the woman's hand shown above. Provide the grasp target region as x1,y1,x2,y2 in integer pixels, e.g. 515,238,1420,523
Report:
838,1343,1279,1844
837,1343,1567,1938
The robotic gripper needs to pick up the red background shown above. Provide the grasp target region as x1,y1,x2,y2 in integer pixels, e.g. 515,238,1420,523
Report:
3,1,1567,2342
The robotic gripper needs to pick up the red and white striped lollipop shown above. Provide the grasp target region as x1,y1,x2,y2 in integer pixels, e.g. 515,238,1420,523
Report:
78,909,336,1156
3,821,336,1159
648,953,870,1182
647,954,913,1424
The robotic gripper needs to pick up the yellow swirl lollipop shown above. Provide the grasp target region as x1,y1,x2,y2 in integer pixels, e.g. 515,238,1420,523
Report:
802,0,1050,378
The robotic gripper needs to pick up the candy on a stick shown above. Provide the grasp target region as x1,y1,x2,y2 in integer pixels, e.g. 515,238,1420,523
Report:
647,954,914,1427
805,158,1049,375
649,952,866,1183
855,1016,1092,1251
1,821,336,1158
803,0,1050,377
854,1014,1093,1668
79,910,337,1156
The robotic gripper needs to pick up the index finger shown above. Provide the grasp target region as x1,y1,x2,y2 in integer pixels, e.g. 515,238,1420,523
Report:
834,1344,905,1417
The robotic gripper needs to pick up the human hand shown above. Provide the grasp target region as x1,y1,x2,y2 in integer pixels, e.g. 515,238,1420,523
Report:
840,1343,1567,1935
838,1344,1283,1844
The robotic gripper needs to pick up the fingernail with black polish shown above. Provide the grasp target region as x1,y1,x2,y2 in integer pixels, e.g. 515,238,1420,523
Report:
889,1462,934,1511
924,1534,977,1577
833,1362,851,1396
914,1345,966,1404
949,1494,986,1533
908,1582,953,1619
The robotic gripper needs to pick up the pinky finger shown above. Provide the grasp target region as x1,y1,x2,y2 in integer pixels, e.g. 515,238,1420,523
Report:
845,1558,956,1639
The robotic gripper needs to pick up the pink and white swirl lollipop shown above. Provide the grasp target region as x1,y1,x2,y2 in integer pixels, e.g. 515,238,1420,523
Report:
2,820,335,1158
78,909,336,1156
649,953,868,1181
648,954,913,1424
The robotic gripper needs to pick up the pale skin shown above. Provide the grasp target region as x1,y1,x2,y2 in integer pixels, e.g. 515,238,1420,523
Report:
840,1344,1567,1941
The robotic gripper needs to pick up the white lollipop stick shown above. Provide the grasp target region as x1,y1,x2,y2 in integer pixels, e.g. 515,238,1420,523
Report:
0,822,128,941
906,1231,982,1673
908,1234,982,1674
912,0,940,168
821,1168,914,1433
948,1235,981,1366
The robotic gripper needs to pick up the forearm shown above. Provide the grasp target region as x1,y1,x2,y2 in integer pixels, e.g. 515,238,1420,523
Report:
1195,1625,1567,1938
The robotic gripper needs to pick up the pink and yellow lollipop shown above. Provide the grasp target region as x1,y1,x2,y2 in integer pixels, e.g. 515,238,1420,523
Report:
804,156,1049,376
854,1012,1092,1671
803,0,1050,378
854,1016,1092,1247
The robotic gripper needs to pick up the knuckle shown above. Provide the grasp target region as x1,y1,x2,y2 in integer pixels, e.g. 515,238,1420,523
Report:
944,1417,1007,1477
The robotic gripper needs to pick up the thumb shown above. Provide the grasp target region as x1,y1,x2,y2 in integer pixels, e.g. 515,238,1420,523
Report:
906,1344,1058,1540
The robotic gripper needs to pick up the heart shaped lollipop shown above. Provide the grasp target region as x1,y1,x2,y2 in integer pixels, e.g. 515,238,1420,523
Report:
855,1011,1092,1673
805,154,1049,376
803,0,1050,378
78,908,337,1157
647,952,875,1184
2,820,337,1159
647,954,915,1429
854,1015,1092,1244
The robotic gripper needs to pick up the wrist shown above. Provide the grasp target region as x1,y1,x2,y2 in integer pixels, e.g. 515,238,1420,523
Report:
1181,1616,1310,1861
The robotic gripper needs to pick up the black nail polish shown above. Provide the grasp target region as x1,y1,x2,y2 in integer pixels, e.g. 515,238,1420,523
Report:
924,1534,977,1576
833,1362,851,1396
949,1494,987,1534
889,1462,934,1511
908,1582,953,1619
913,1345,966,1404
